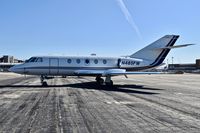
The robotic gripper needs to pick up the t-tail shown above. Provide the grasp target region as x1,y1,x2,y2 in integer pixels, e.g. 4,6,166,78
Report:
130,35,180,67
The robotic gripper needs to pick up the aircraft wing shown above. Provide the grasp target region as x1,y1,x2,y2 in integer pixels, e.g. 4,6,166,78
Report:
75,69,162,76
75,70,105,75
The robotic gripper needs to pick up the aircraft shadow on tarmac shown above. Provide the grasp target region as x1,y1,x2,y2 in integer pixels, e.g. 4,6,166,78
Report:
0,82,161,95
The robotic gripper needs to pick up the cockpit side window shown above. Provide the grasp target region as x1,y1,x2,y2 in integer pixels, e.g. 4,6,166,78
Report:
36,58,43,62
25,57,43,63
25,57,33,63
30,57,37,62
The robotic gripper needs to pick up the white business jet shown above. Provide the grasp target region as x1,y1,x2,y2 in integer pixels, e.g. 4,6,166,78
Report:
9,35,193,86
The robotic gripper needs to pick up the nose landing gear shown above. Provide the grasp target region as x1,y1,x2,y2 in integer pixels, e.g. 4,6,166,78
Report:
40,76,48,87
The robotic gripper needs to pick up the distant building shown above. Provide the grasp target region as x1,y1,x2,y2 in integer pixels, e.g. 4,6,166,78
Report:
0,55,23,63
0,55,24,72
14,58,24,63
1,55,14,63
168,59,200,73
196,59,200,69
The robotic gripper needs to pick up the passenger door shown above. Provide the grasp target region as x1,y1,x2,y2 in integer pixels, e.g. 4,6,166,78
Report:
49,58,59,75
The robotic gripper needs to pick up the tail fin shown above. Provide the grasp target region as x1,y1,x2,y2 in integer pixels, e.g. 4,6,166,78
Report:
130,35,179,67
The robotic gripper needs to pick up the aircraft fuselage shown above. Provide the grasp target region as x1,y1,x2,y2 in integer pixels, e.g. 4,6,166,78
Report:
10,56,144,76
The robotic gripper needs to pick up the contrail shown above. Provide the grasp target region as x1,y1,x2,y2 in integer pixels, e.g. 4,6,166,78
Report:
116,0,142,40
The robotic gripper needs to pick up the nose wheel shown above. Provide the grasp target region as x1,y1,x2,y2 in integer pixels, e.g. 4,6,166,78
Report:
42,81,48,87
40,76,48,87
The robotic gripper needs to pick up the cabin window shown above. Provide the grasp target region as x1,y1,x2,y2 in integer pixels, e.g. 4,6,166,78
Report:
103,59,107,64
85,59,90,64
76,59,81,64
94,59,98,64
67,59,72,64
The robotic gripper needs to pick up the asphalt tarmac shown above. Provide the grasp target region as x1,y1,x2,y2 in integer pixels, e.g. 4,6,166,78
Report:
0,73,200,133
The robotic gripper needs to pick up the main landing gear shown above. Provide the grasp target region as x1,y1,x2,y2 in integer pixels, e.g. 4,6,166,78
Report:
96,76,104,85
96,75,113,86
40,75,48,86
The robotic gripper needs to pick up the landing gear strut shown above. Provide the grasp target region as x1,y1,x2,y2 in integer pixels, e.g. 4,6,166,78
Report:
105,75,113,86
40,75,48,86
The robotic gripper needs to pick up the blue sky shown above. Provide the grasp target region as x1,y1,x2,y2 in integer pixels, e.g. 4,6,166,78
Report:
0,0,199,63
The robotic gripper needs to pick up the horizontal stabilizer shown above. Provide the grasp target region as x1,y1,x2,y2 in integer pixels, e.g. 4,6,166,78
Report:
159,44,195,49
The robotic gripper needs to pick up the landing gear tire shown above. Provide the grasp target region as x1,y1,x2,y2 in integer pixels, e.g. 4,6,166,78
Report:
96,78,104,85
105,80,113,86
42,81,48,87
40,75,48,87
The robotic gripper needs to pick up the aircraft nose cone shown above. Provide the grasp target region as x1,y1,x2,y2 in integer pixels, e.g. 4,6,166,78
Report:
9,65,24,74
8,66,15,72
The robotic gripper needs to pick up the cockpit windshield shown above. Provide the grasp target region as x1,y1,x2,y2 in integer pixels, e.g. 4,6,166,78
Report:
25,57,43,63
